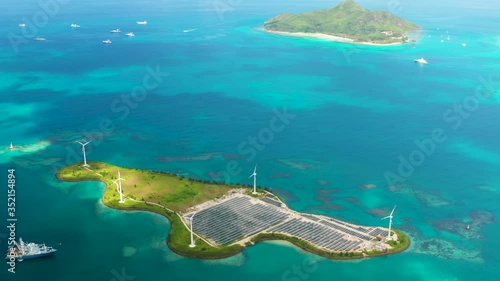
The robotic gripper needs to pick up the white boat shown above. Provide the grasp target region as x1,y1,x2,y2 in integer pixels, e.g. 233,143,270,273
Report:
34,37,46,41
183,29,197,33
136,21,147,25
110,29,121,33
461,43,467,47
19,23,26,28
5,238,56,261
70,23,80,28
125,32,135,37
102,39,112,44
414,58,428,64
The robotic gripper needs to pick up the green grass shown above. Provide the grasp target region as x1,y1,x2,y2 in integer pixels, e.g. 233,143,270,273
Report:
246,188,269,198
362,229,410,256
57,161,234,211
387,229,411,252
264,0,419,44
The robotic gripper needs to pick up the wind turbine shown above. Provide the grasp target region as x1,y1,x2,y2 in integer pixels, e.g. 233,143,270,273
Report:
248,165,257,194
77,141,91,167
382,205,396,240
189,213,196,247
113,169,125,203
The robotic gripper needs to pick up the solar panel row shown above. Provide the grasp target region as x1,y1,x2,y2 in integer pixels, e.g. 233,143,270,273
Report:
270,219,362,251
332,219,371,234
302,214,321,222
368,228,388,237
260,197,282,208
319,220,372,241
192,196,289,244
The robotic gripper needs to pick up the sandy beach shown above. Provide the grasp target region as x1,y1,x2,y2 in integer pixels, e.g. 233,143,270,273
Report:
263,29,405,46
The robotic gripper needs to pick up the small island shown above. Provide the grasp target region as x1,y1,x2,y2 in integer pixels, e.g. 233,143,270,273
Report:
264,0,419,45
57,161,410,260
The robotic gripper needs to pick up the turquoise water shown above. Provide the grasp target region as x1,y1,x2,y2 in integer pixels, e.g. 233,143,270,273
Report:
0,0,499,280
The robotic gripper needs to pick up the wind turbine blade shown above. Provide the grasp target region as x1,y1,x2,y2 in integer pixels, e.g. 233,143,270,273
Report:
248,174,253,179
381,216,390,220
253,165,257,174
77,141,83,145
390,205,397,216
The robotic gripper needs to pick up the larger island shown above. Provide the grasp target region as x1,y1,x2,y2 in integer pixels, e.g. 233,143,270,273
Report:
57,161,409,260
264,0,419,45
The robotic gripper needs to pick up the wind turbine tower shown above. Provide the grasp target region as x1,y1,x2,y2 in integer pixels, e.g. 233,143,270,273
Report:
382,205,396,240
249,165,257,194
77,141,91,167
113,169,126,203
189,213,196,247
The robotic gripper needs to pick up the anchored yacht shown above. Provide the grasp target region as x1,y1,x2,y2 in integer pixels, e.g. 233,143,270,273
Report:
414,58,428,64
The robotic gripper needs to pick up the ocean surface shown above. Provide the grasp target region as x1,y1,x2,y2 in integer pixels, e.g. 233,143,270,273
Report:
0,0,499,280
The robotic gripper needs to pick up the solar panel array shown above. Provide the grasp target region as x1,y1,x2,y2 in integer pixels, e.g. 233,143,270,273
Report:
368,228,388,237
331,219,371,234
319,220,372,241
270,218,363,251
188,194,388,251
260,197,283,208
302,214,321,222
191,196,289,244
